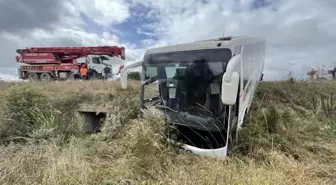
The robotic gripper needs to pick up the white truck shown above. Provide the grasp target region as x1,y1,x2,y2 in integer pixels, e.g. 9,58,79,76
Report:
120,36,266,159
75,55,116,80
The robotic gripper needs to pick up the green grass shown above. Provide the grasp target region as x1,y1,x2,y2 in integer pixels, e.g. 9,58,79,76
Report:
0,79,335,185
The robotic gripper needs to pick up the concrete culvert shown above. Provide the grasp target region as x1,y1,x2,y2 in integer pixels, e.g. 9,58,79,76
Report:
79,111,107,133
77,103,108,133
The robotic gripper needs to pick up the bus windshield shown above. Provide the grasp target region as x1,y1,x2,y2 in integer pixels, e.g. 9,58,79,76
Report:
143,48,232,81
141,48,232,114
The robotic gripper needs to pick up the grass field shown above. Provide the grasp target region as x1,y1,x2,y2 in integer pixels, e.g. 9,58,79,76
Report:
0,82,11,91
0,79,335,185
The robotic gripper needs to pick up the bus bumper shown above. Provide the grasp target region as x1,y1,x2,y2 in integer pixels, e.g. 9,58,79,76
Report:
180,144,228,159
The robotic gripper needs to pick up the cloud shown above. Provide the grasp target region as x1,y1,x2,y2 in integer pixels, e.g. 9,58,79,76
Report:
72,0,131,27
1,0,336,81
128,0,336,80
0,0,82,33
0,0,143,78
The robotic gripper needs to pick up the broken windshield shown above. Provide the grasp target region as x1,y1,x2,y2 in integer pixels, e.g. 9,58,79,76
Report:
143,48,232,82
141,48,232,111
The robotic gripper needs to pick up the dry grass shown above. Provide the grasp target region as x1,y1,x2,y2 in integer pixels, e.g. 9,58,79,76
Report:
0,79,335,185
0,82,12,91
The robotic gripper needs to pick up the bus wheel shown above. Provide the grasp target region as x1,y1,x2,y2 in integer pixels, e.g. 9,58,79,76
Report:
27,73,39,81
40,73,52,81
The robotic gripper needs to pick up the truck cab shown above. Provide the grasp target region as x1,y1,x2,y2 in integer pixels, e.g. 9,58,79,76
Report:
80,55,114,79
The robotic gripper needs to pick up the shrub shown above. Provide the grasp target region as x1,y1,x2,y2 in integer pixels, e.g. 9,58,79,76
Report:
0,84,60,141
128,72,141,81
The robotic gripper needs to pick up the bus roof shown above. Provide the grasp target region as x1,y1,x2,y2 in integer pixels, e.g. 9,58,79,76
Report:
146,36,265,55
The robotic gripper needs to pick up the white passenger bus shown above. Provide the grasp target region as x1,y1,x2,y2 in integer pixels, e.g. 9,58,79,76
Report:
121,36,266,159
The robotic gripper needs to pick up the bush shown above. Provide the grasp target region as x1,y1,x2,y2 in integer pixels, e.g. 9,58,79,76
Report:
128,72,141,81
0,84,61,141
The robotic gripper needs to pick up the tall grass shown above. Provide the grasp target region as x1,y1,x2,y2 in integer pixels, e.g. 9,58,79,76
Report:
0,80,335,184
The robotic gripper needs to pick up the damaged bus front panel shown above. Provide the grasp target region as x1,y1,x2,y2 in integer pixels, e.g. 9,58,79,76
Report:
140,47,240,158
122,36,266,159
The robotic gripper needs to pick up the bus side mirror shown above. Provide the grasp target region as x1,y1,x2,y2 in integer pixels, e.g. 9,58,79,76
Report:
120,60,143,89
221,71,239,105
120,70,128,89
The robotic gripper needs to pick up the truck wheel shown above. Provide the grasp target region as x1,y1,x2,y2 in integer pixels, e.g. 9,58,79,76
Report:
68,73,75,80
40,73,52,81
68,73,80,80
27,73,39,81
90,71,99,80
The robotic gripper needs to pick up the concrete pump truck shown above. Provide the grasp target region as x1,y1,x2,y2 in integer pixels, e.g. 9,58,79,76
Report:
120,36,266,159
15,46,125,81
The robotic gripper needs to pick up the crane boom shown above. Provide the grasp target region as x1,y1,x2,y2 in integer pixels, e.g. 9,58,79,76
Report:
15,45,126,81
16,46,125,64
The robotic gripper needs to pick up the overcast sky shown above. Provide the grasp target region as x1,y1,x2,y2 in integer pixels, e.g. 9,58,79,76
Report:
0,0,335,81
